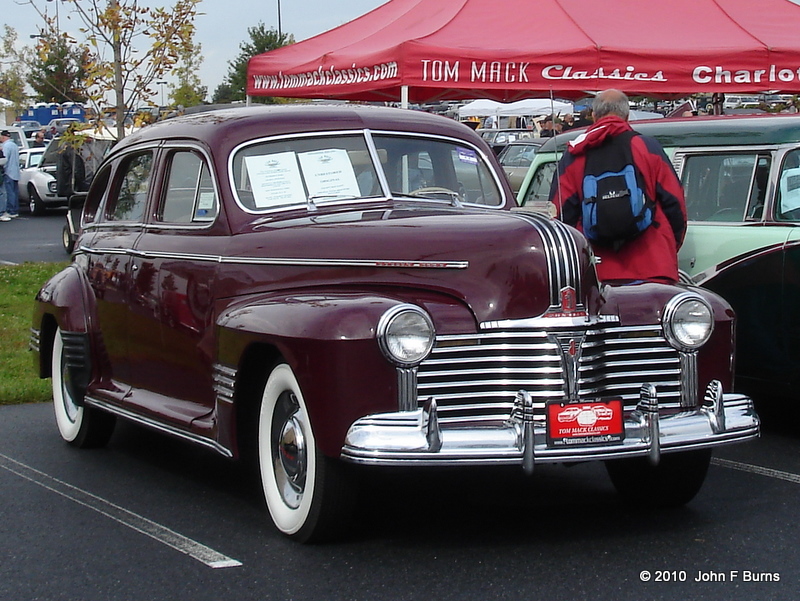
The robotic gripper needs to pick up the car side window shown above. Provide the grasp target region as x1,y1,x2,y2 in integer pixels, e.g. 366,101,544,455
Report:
522,162,557,205
681,153,767,222
82,164,112,225
777,149,800,221
105,152,153,223
158,150,218,224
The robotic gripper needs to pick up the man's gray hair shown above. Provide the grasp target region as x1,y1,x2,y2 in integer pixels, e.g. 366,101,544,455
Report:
592,89,630,120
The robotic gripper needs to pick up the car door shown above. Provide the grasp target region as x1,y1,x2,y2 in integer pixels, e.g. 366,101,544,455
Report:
82,150,152,398
127,146,225,431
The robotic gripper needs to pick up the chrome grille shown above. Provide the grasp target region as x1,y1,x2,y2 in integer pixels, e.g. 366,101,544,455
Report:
416,324,682,426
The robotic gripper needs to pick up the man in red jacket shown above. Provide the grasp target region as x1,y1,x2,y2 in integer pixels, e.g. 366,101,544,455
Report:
548,89,687,283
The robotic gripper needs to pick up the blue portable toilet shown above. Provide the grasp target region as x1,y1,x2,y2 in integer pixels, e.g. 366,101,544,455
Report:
46,102,61,122
61,102,86,121
32,102,50,125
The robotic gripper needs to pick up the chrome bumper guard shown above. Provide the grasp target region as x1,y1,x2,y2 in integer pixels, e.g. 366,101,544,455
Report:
341,381,760,473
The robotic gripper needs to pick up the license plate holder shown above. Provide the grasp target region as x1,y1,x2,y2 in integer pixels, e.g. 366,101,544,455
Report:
546,399,625,448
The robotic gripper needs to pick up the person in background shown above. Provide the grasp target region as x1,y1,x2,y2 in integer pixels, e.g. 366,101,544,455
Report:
0,146,7,222
561,113,577,131
31,131,47,147
0,130,21,219
538,115,555,137
547,89,687,283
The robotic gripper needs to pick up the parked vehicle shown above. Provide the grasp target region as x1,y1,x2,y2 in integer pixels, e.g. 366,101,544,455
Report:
46,117,83,136
32,105,759,543
722,95,761,110
5,126,33,149
476,128,536,155
517,113,800,401
21,133,114,215
17,147,46,203
497,139,544,193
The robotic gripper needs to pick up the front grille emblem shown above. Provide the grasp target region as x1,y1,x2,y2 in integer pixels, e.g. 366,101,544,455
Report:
549,332,586,402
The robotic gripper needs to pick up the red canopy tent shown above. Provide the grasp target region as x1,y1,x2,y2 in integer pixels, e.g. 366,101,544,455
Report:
248,0,800,103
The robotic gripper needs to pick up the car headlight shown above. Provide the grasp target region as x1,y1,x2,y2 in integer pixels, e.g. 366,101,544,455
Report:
377,304,435,366
663,292,714,351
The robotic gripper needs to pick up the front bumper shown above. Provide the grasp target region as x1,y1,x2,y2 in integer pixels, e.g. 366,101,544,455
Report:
341,381,760,472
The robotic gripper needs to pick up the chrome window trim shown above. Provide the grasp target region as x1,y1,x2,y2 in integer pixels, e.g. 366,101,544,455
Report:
97,145,159,226
150,142,221,230
228,128,506,216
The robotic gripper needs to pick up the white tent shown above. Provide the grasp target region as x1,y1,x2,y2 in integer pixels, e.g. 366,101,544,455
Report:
459,98,573,117
0,97,14,127
629,110,665,120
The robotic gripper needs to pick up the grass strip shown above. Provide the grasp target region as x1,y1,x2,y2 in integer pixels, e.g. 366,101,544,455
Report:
0,262,69,405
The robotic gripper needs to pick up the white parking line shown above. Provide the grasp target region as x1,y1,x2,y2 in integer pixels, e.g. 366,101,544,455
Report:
712,457,800,484
0,452,242,569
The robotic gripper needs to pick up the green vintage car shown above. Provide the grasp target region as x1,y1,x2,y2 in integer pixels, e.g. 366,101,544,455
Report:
517,113,800,401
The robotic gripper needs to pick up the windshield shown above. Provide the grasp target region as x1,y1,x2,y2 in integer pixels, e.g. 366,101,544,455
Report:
230,131,503,212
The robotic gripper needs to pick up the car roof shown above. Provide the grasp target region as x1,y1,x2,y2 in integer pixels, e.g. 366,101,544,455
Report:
537,113,800,151
109,104,489,158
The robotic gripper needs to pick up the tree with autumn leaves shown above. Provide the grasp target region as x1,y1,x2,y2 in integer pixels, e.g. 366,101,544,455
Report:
24,0,203,138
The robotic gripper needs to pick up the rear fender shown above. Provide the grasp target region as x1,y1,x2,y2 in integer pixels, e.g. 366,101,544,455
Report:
33,263,95,378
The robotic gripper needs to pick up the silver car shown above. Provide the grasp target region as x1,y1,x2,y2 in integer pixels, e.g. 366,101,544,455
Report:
17,147,47,203
19,142,65,215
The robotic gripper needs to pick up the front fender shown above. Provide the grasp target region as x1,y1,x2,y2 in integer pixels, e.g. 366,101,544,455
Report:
216,289,476,457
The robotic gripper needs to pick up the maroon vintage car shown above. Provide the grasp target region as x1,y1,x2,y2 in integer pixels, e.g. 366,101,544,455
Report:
31,105,759,542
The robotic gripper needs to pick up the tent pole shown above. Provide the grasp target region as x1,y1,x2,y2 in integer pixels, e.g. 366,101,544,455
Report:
401,85,409,109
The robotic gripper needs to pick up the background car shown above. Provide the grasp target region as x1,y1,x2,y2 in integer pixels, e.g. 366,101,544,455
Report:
5,126,32,149
31,105,758,544
21,134,114,215
17,147,46,204
497,139,544,193
46,117,83,136
14,120,43,140
517,113,800,403
476,128,536,155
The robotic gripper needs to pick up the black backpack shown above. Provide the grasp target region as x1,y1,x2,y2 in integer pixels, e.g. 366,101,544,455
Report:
581,131,654,248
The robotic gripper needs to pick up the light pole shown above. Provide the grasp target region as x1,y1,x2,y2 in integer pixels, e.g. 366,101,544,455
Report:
277,0,282,37
46,0,60,33
156,80,167,108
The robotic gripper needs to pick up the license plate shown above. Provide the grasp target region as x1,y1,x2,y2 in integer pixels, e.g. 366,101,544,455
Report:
546,399,625,447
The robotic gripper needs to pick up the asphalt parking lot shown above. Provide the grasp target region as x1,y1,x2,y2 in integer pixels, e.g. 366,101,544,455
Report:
1,402,798,601
0,211,68,265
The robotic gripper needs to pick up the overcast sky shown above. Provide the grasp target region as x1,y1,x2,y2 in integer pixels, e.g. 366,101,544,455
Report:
5,0,388,98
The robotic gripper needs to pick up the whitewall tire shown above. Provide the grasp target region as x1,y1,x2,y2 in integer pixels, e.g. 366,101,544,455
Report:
257,363,355,543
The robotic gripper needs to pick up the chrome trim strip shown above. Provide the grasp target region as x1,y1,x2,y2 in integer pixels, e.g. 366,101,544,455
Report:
503,212,584,312
84,396,234,458
679,351,699,408
29,327,41,353
397,367,418,412
79,245,468,269
212,363,237,405
481,314,618,330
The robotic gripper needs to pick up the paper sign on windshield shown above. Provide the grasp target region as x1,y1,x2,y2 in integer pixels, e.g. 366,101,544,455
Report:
298,149,360,199
245,152,305,208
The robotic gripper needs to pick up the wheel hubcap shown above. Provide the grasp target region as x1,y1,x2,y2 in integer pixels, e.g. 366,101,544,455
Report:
272,392,307,509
